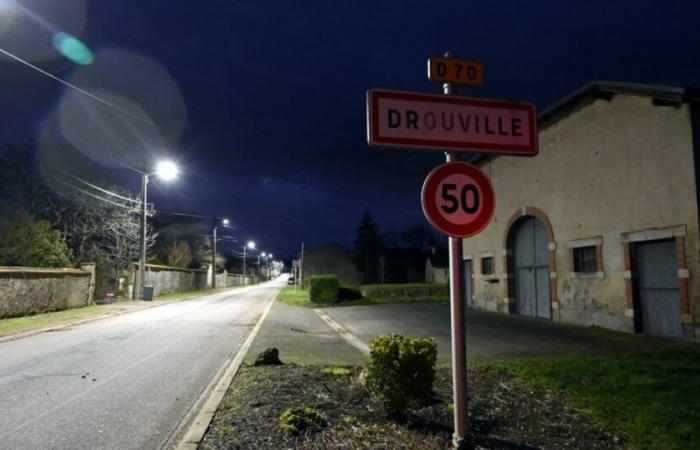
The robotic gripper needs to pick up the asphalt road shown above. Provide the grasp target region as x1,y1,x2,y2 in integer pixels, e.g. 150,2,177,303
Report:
321,303,685,363
0,280,283,450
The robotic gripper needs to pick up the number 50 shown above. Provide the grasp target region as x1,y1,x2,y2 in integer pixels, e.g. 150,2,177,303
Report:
440,183,479,214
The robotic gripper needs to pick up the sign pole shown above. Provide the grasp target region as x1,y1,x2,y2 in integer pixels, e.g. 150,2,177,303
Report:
443,52,467,449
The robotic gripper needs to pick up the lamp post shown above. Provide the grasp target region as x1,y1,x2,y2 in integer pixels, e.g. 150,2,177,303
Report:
243,241,255,284
211,217,229,289
258,252,266,277
135,160,179,300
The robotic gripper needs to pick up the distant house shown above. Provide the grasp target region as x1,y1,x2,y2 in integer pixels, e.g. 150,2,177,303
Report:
303,244,360,286
425,248,449,284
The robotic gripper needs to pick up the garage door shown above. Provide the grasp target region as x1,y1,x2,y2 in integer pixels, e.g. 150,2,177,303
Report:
513,217,551,319
632,239,682,339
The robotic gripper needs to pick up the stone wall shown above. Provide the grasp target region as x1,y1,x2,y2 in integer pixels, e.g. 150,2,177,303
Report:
0,266,94,319
132,264,208,298
224,273,256,287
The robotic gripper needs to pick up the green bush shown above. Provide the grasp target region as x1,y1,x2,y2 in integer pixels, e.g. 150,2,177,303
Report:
365,334,437,413
0,217,72,268
309,275,339,303
279,406,327,435
338,286,363,301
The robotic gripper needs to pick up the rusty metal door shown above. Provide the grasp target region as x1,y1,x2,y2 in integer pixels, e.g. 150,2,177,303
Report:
513,217,551,319
632,239,682,338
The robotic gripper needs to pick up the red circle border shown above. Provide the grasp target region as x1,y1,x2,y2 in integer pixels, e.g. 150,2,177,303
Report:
421,162,495,238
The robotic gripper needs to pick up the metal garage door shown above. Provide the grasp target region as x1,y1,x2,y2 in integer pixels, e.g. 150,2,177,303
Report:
513,217,551,319
632,239,682,338
463,260,472,308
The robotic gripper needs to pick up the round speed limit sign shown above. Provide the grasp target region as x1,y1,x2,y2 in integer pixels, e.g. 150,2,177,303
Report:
421,162,495,238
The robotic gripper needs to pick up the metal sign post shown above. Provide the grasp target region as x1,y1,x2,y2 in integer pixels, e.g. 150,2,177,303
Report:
365,51,536,449
443,70,467,449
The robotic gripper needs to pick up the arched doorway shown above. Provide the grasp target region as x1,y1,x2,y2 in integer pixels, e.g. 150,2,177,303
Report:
511,216,552,319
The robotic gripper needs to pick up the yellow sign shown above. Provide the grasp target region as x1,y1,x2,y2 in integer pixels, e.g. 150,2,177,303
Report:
428,57,484,85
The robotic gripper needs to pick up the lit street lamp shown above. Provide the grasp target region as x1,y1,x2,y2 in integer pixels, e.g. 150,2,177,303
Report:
135,160,180,299
242,241,255,284
211,217,230,289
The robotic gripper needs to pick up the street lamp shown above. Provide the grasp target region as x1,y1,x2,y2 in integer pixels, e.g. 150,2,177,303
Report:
136,159,179,300
258,252,266,274
242,241,255,284
211,217,230,289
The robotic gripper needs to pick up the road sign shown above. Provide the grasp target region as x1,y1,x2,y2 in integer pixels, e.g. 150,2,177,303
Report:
421,161,495,238
428,56,483,85
367,89,537,156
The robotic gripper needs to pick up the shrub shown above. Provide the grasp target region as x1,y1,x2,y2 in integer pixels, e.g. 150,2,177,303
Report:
322,367,352,376
365,334,438,413
338,286,363,301
279,406,327,435
0,217,72,268
309,275,339,303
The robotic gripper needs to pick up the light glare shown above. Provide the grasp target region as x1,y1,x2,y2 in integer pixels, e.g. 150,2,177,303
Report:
155,160,179,181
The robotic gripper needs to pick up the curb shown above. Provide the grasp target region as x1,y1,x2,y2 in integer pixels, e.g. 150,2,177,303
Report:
175,290,277,450
0,287,244,345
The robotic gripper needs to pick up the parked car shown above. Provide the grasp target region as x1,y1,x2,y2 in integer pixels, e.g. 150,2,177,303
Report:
287,275,296,285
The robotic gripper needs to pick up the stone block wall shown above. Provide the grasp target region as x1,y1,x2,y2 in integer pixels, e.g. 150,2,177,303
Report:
133,264,208,298
0,266,94,319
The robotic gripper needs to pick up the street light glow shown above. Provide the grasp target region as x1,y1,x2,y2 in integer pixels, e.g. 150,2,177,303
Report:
222,218,229,225
155,160,179,181
261,252,266,257
247,241,256,249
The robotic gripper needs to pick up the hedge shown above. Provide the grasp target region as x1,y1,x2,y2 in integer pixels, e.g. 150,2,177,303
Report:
309,275,339,303
359,283,448,299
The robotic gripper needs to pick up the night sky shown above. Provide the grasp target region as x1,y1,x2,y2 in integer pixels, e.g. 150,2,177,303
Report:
1,1,699,259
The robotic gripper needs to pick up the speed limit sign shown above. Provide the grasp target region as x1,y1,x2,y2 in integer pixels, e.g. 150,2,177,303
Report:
421,161,495,238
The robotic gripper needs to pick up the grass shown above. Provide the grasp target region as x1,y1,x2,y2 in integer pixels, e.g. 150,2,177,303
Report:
276,285,448,308
478,349,700,450
0,285,246,338
322,367,352,376
0,305,107,337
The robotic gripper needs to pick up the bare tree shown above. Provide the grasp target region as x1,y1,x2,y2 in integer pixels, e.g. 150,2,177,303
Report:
163,240,192,268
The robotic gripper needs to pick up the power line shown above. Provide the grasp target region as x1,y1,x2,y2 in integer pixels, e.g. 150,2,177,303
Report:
0,46,153,125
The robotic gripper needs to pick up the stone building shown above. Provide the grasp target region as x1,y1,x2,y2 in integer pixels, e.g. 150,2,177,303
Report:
462,81,700,341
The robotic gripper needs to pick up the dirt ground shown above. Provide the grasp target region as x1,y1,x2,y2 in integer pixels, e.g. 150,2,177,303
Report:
200,364,628,450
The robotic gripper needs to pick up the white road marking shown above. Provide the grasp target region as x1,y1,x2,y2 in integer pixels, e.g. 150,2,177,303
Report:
313,309,370,356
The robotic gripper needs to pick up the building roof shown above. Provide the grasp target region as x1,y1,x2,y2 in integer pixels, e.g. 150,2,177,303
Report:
471,80,698,166
538,81,690,129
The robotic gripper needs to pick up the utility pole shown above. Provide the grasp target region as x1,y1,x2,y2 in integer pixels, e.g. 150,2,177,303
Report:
138,173,148,300
242,245,247,284
299,242,305,287
211,217,217,289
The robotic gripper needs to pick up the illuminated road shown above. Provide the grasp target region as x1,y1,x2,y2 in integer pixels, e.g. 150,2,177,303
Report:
0,280,283,450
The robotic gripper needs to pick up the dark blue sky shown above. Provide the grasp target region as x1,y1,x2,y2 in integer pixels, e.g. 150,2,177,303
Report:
1,1,699,258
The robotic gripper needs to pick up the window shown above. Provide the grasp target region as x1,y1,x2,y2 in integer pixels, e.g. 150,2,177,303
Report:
481,256,494,275
573,246,597,273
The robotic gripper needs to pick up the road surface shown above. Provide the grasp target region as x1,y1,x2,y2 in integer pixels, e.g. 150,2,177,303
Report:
0,280,282,450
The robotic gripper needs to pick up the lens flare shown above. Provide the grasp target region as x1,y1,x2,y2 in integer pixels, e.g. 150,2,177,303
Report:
52,32,93,65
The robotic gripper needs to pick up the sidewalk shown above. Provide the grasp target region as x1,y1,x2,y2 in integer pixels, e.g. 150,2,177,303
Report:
245,302,366,366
